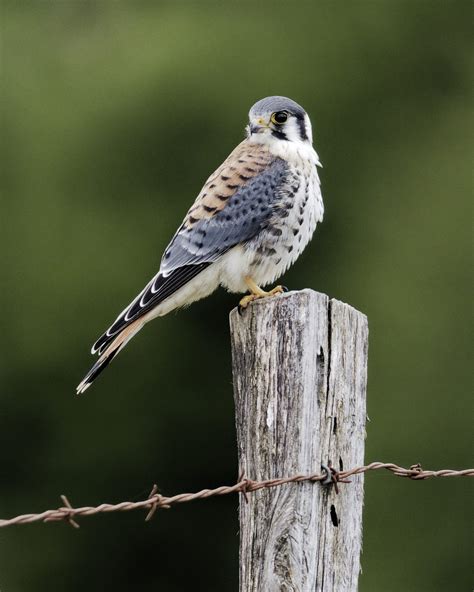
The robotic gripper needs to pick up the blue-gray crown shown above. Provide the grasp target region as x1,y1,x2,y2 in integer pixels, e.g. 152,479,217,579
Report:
249,96,307,118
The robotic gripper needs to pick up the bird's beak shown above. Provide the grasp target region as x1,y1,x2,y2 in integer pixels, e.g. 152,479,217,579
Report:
249,116,270,135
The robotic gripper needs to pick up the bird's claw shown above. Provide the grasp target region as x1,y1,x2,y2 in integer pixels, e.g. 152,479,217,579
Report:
268,285,288,296
237,285,289,314
238,294,259,314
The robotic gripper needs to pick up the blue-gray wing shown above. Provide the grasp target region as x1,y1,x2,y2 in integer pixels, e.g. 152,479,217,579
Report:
92,142,289,354
161,156,289,274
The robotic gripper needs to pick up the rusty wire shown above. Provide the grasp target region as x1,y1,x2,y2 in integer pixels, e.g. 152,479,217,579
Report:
0,461,472,529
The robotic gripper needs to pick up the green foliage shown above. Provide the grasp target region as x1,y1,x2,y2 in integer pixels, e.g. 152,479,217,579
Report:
1,2,472,590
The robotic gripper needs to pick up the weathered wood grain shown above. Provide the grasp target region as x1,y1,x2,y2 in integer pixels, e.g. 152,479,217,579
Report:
230,289,368,592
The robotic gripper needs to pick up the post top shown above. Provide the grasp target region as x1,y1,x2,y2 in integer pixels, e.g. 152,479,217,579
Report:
229,289,367,323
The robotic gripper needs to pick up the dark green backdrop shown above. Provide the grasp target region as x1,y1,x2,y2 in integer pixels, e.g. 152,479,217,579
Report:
1,2,472,591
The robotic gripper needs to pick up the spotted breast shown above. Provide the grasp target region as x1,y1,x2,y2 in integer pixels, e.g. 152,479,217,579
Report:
249,168,321,285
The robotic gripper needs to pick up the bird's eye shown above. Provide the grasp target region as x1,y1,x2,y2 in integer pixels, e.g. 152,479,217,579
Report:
271,111,288,125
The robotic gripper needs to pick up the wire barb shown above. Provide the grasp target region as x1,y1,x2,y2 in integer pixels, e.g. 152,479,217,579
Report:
44,495,80,529
0,461,472,529
145,484,160,522
320,461,352,494
237,471,250,504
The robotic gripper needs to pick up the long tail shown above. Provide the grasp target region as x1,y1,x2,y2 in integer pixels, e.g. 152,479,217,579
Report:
76,319,144,395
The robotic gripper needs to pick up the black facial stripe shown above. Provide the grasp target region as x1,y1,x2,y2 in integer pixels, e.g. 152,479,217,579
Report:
295,114,308,141
271,128,287,141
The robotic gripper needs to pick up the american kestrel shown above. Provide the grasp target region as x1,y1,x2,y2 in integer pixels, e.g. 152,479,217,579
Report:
77,96,323,394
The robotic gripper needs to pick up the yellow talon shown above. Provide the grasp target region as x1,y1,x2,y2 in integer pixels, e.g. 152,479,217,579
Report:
238,294,259,310
266,285,285,297
244,276,268,297
238,277,288,312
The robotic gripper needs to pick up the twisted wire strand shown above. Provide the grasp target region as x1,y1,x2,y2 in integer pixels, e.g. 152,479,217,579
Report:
1,461,472,528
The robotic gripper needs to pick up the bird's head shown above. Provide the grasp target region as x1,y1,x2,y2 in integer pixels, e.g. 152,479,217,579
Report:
246,96,313,146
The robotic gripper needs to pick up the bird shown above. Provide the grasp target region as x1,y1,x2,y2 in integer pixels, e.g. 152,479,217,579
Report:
76,96,324,394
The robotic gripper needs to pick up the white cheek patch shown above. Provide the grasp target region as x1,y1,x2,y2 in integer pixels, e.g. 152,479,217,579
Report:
284,117,302,143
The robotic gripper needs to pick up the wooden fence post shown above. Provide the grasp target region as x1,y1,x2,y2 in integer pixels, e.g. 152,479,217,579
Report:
230,289,368,592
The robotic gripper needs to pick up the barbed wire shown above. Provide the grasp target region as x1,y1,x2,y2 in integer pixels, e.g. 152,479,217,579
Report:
1,461,472,529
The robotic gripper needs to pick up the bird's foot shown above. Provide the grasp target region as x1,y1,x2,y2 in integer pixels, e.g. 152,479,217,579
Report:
238,294,260,314
266,285,288,297
238,284,288,314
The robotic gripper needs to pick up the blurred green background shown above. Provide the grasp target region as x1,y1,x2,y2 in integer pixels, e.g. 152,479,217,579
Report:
1,1,472,590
